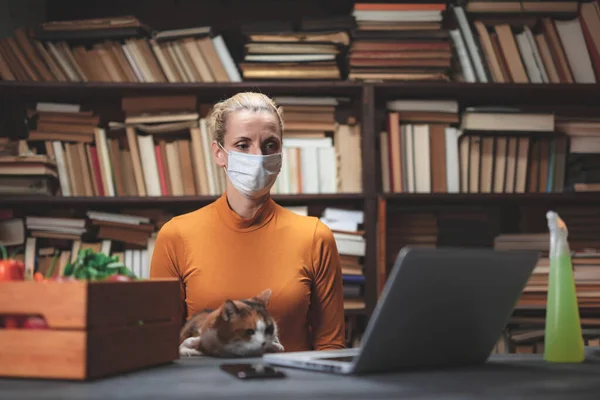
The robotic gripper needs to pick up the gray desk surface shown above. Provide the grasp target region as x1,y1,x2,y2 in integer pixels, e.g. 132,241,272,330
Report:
2,348,600,400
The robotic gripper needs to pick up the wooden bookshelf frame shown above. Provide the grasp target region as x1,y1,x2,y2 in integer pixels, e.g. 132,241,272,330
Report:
4,80,600,318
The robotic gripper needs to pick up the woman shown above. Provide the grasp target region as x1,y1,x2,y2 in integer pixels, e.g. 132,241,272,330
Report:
150,92,346,353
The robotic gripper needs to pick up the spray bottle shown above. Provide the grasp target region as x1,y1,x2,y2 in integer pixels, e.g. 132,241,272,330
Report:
544,211,584,363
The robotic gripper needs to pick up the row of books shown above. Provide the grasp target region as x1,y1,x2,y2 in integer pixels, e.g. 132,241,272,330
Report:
0,205,367,311
380,99,600,193
1,2,598,82
0,23,240,83
455,1,600,83
1,95,362,197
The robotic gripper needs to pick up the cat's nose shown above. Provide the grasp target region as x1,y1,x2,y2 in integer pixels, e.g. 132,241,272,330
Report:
261,342,266,347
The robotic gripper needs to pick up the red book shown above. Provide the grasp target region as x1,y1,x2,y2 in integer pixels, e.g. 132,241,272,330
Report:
154,144,168,196
89,146,105,196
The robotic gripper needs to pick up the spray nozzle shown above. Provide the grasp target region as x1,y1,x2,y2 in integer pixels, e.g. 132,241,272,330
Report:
547,211,568,236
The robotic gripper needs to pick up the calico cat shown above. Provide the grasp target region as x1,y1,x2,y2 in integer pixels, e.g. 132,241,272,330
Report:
179,288,285,358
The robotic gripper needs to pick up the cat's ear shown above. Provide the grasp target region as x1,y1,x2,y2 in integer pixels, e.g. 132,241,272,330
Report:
254,288,272,306
221,300,238,321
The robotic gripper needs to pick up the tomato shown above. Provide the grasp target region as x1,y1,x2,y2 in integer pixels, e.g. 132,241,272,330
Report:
0,245,24,281
22,316,48,329
0,259,24,281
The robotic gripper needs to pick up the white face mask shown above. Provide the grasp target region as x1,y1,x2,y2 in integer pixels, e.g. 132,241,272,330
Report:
219,143,282,199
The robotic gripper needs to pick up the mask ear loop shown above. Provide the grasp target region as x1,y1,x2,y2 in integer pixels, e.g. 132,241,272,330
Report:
218,142,230,174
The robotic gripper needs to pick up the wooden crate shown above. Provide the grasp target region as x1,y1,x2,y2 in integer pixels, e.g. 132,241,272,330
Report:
0,278,181,380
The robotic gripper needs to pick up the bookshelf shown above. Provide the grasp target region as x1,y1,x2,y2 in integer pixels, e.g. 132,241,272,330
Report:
2,0,600,349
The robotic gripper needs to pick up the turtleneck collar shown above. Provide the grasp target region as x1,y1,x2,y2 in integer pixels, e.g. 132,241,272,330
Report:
215,192,276,233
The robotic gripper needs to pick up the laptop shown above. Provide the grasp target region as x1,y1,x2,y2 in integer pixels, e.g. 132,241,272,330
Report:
263,246,539,375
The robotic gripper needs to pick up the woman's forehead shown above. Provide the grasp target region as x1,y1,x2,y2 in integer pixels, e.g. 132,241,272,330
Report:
225,110,281,136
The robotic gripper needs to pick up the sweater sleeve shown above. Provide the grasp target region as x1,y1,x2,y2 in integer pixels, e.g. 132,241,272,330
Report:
309,220,346,350
150,218,187,325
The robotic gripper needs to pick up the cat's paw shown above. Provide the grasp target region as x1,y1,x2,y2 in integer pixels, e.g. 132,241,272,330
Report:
179,346,203,357
266,342,285,353
179,336,202,357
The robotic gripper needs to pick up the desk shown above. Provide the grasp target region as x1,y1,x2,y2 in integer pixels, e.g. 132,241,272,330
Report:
2,348,600,400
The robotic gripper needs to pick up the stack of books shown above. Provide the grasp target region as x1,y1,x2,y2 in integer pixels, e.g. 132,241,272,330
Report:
0,154,59,196
348,2,451,81
237,18,353,80
26,102,103,197
320,207,366,311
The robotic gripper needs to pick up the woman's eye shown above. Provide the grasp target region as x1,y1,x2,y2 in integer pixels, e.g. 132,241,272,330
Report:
263,142,279,153
245,329,255,336
236,143,249,150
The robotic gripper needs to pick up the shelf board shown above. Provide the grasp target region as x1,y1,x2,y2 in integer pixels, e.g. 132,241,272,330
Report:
0,81,363,102
383,192,600,204
374,82,600,105
0,193,366,207
3,81,600,104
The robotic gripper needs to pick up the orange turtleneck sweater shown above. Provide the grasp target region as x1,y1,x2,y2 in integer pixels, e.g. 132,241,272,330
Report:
149,193,346,352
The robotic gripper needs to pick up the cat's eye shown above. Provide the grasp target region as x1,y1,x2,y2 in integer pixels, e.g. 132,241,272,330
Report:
265,325,274,335
245,329,255,336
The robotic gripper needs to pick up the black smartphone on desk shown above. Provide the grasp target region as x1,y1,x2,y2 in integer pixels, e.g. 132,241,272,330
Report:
220,363,286,380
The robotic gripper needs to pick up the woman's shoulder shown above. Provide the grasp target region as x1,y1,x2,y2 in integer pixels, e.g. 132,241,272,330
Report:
274,205,335,241
158,202,218,236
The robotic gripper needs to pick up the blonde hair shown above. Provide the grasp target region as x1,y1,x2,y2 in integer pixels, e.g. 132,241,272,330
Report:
208,92,284,145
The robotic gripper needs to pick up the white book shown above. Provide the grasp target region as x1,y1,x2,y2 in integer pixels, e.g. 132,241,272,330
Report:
318,147,337,193
101,240,112,256
26,216,85,228
322,208,364,224
450,29,476,83
86,211,150,225
280,147,291,194
94,128,115,196
335,237,366,257
404,125,415,193
353,10,443,22
445,127,461,193
524,26,549,83
121,43,146,82
283,137,333,148
555,18,597,83
125,250,133,273
321,218,359,232
413,125,431,193
300,147,320,194
516,31,542,83
133,250,141,279
212,35,242,82
136,134,162,196
453,6,488,82
52,141,70,196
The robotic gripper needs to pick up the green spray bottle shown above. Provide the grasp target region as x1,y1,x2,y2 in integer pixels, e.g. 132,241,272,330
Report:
544,211,584,363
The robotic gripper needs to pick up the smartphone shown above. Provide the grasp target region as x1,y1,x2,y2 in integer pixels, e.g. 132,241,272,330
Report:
220,363,286,380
